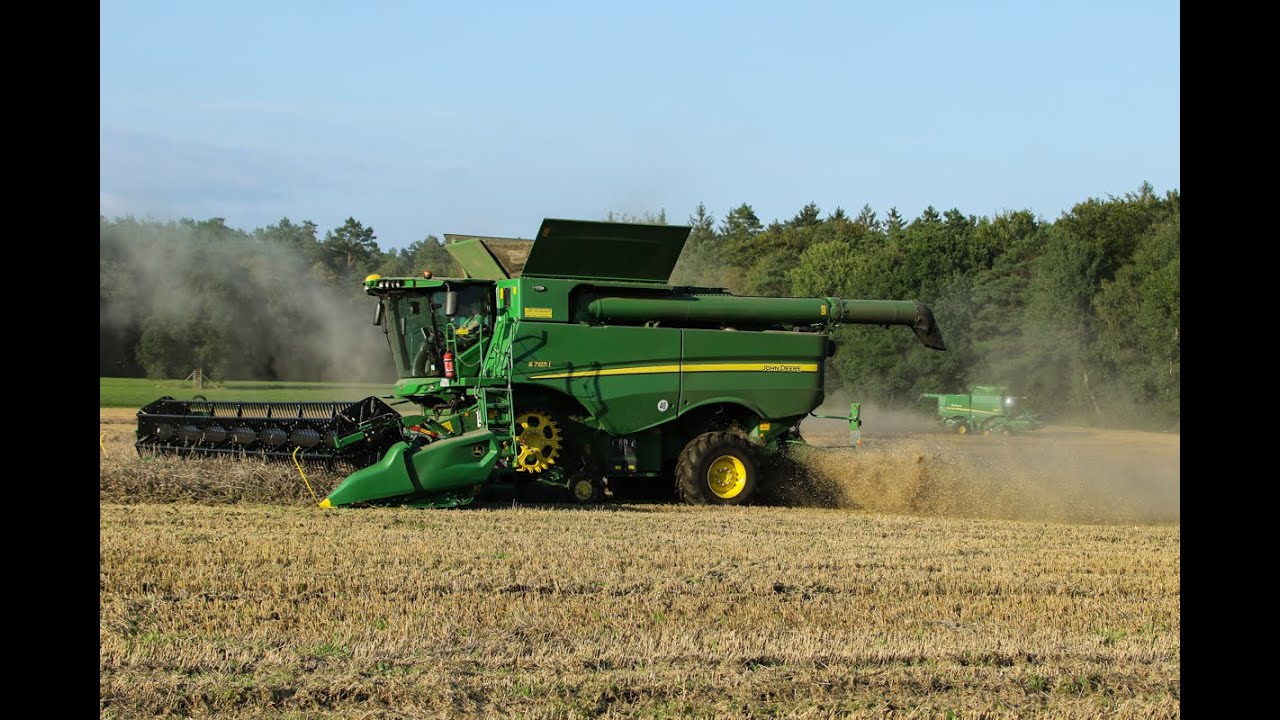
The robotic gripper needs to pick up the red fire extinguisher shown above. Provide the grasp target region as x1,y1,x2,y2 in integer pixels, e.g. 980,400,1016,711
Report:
443,351,455,379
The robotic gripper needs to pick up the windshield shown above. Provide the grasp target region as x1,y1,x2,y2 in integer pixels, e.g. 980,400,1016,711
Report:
381,284,492,379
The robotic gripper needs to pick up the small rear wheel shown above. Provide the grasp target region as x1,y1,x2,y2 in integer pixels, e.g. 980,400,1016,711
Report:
569,474,602,504
956,420,969,435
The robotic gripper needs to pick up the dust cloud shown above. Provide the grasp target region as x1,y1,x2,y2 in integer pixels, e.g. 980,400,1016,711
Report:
100,221,395,383
782,419,1179,524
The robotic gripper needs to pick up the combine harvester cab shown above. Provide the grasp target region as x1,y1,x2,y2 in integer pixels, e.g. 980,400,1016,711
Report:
139,218,947,508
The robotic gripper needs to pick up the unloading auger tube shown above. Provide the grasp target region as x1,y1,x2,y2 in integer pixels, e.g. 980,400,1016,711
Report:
584,296,945,350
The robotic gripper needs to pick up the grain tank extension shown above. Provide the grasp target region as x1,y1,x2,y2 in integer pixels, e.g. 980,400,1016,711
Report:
137,219,945,507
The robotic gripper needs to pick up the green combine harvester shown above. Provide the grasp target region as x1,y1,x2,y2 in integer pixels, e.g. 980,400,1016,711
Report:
919,385,1043,435
136,219,945,507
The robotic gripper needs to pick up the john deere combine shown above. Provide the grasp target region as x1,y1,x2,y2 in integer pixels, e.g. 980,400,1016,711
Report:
919,385,1043,435
136,219,945,507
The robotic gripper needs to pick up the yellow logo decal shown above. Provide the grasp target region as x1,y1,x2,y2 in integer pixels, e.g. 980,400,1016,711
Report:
820,304,828,316
524,307,553,319
528,362,818,380
472,444,484,457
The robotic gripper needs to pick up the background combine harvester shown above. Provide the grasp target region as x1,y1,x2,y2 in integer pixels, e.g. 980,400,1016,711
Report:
136,219,945,507
919,385,1043,435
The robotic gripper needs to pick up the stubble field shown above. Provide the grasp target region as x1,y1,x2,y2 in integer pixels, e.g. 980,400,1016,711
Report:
100,408,1179,719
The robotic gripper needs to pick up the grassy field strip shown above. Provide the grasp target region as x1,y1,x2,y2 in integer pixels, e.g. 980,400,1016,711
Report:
101,504,1179,719
101,377,392,408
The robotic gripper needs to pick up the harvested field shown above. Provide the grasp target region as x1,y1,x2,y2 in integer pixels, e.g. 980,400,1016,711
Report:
100,408,1180,718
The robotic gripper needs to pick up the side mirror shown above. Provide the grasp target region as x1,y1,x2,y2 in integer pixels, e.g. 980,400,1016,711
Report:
444,291,458,317
372,301,384,326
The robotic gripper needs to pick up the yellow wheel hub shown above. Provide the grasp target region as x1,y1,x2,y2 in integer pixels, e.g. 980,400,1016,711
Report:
706,455,747,499
572,478,596,502
514,410,562,473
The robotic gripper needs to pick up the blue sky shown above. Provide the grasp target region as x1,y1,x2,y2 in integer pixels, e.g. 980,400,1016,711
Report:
101,1,1179,251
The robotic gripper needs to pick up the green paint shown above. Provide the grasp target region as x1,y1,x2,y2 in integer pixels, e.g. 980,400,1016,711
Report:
325,429,498,507
522,219,689,283
920,386,1043,434
441,238,516,280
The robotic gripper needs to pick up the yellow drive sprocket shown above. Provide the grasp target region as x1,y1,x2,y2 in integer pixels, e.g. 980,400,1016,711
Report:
513,409,562,473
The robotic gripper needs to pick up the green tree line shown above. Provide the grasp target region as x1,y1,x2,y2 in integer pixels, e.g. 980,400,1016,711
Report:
100,183,1178,428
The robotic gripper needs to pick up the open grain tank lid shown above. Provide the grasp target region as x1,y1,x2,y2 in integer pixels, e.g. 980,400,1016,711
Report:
522,219,692,284
443,235,535,280
445,219,692,283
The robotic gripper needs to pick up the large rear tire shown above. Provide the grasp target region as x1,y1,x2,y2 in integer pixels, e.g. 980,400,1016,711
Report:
675,431,760,506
